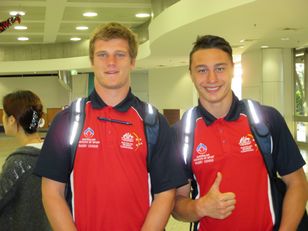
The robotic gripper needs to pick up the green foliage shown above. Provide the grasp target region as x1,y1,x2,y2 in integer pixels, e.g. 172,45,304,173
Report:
296,89,304,115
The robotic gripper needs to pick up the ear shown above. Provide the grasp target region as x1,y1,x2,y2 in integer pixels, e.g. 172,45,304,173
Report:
189,71,195,82
8,115,17,126
130,58,136,68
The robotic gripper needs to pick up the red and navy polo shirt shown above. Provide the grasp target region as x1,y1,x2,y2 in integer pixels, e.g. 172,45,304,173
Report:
180,93,306,231
35,89,187,231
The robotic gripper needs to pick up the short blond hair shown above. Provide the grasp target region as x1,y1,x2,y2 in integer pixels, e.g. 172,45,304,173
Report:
89,22,138,64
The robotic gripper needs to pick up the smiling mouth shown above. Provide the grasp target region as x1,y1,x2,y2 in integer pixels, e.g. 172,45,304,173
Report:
106,70,119,74
206,86,220,92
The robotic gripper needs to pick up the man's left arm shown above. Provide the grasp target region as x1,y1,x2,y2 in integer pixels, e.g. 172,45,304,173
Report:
279,168,308,231
141,189,175,231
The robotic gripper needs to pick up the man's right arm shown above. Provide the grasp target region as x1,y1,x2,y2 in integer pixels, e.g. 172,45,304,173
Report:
42,177,77,231
172,172,236,222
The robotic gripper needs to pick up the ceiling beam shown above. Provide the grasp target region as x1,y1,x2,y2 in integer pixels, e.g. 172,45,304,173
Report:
43,0,66,43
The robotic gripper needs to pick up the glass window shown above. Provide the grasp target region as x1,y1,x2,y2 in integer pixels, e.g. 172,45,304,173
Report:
294,48,308,144
295,49,306,116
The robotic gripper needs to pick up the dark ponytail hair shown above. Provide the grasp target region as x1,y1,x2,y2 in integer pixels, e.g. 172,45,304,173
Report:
2,90,43,134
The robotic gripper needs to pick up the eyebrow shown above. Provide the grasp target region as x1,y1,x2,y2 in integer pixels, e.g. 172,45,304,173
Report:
96,49,128,53
94,50,106,54
194,63,228,69
194,64,207,69
214,63,228,67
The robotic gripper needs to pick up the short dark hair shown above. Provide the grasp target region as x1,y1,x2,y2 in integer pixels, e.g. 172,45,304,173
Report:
89,22,138,64
189,35,233,70
2,90,43,134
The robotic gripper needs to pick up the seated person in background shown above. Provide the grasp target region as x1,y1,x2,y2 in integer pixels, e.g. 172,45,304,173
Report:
0,90,51,231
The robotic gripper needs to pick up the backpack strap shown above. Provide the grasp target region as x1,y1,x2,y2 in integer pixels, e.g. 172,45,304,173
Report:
181,107,198,231
242,99,274,177
181,107,197,174
65,97,87,210
144,103,159,172
69,97,87,172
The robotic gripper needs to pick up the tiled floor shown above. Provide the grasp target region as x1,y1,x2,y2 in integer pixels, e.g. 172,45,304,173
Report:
0,133,307,231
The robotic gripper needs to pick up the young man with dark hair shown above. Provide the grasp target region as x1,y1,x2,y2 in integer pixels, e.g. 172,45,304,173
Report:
35,22,187,231
172,35,308,231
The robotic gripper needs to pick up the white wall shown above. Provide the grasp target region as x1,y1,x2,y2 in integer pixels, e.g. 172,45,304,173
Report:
0,76,70,110
148,66,194,114
71,73,88,102
131,71,149,102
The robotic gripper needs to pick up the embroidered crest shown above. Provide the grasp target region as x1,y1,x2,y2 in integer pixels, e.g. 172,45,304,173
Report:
239,134,255,153
120,132,143,150
196,143,207,154
78,127,100,149
83,127,94,138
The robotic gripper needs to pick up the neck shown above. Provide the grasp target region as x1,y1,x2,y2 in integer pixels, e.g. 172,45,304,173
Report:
200,92,233,118
95,85,129,107
16,131,42,146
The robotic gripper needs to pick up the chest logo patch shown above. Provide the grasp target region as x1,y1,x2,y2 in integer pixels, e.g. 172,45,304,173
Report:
239,134,255,153
196,143,207,154
83,127,94,138
193,143,214,165
78,127,100,149
120,132,143,150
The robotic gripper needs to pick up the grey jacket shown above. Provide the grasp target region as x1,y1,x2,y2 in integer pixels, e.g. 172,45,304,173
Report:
0,146,51,231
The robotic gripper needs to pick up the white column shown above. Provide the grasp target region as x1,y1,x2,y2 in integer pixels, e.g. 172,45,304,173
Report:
241,48,295,134
262,49,284,112
241,50,263,101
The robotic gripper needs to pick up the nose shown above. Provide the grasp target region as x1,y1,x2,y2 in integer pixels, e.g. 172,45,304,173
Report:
106,55,116,65
207,70,218,83
207,71,217,83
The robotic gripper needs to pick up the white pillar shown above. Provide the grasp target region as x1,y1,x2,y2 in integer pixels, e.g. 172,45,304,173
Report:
241,48,295,134
262,49,284,112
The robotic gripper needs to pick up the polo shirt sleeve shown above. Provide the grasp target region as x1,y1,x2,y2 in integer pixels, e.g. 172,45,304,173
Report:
34,108,71,183
148,114,188,194
263,106,306,176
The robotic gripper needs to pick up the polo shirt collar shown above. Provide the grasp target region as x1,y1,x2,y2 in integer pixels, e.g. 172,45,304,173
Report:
89,88,135,112
197,92,241,125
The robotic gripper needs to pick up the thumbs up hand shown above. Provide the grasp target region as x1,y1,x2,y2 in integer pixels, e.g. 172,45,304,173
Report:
195,172,236,219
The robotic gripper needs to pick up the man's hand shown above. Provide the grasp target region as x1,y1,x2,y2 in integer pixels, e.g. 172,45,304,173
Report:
195,172,236,219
